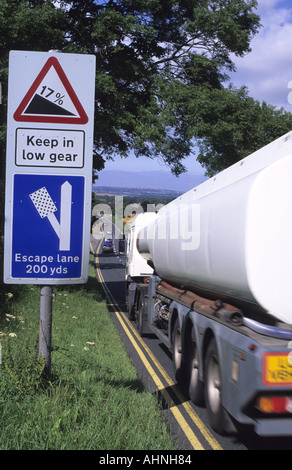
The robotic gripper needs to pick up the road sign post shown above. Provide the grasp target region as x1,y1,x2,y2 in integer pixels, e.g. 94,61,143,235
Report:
39,285,53,377
4,51,96,375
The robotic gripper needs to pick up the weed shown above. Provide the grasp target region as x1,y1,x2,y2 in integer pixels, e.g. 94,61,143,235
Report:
4,337,46,396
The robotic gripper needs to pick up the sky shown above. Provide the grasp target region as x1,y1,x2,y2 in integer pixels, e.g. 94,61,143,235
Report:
96,0,292,192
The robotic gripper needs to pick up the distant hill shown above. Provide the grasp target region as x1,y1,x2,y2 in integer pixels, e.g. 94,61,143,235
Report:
94,169,206,193
93,185,183,198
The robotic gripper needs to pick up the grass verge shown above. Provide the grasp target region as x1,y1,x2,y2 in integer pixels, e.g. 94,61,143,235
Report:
0,254,176,450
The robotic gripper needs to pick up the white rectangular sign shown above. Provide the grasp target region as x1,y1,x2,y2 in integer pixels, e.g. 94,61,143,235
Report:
4,51,96,284
16,128,85,168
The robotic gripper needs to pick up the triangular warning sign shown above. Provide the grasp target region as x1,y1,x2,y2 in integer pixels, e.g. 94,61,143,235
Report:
14,57,88,124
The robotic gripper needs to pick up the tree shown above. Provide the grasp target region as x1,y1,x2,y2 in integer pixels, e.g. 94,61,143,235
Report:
167,82,292,175
195,87,292,175
64,0,262,175
0,0,261,174
0,0,291,178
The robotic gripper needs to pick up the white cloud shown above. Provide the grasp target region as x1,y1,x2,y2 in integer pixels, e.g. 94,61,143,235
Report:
229,0,292,110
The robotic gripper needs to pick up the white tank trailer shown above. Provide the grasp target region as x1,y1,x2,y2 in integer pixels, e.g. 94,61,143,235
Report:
125,131,292,437
137,130,292,325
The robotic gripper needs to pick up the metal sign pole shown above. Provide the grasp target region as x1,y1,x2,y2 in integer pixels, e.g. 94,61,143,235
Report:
39,286,53,377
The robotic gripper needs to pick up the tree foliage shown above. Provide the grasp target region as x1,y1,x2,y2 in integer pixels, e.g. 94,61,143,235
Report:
1,0,292,177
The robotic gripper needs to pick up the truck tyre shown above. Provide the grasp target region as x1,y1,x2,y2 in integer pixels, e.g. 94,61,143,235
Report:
127,304,135,321
136,296,144,336
172,317,186,385
186,326,204,406
126,290,135,320
204,338,224,434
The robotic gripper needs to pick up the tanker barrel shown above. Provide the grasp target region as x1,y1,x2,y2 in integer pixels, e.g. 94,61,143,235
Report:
134,130,292,325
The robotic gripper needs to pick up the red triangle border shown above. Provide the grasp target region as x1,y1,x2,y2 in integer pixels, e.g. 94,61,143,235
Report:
13,57,88,124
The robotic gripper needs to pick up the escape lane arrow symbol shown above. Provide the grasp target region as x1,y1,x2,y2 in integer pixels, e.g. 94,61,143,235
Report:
30,181,72,251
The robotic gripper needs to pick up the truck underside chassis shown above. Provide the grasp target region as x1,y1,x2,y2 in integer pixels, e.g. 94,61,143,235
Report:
127,277,292,437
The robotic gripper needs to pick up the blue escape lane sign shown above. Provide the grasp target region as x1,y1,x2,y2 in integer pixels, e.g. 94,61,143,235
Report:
11,174,85,280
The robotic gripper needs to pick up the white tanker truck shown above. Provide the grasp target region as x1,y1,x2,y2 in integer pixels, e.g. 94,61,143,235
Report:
125,131,292,436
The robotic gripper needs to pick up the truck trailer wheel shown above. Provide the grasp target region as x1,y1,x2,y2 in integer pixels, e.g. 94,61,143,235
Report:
172,317,185,384
187,326,204,406
204,338,224,434
136,296,144,336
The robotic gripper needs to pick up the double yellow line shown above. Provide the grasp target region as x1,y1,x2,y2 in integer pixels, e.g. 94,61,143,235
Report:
92,239,222,451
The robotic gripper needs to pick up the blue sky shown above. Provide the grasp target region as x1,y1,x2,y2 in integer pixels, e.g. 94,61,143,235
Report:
97,0,292,192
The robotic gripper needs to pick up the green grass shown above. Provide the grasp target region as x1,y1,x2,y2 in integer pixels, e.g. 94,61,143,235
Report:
0,255,176,450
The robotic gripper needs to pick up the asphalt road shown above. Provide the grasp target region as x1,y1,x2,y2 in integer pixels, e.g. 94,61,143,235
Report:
90,232,292,451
